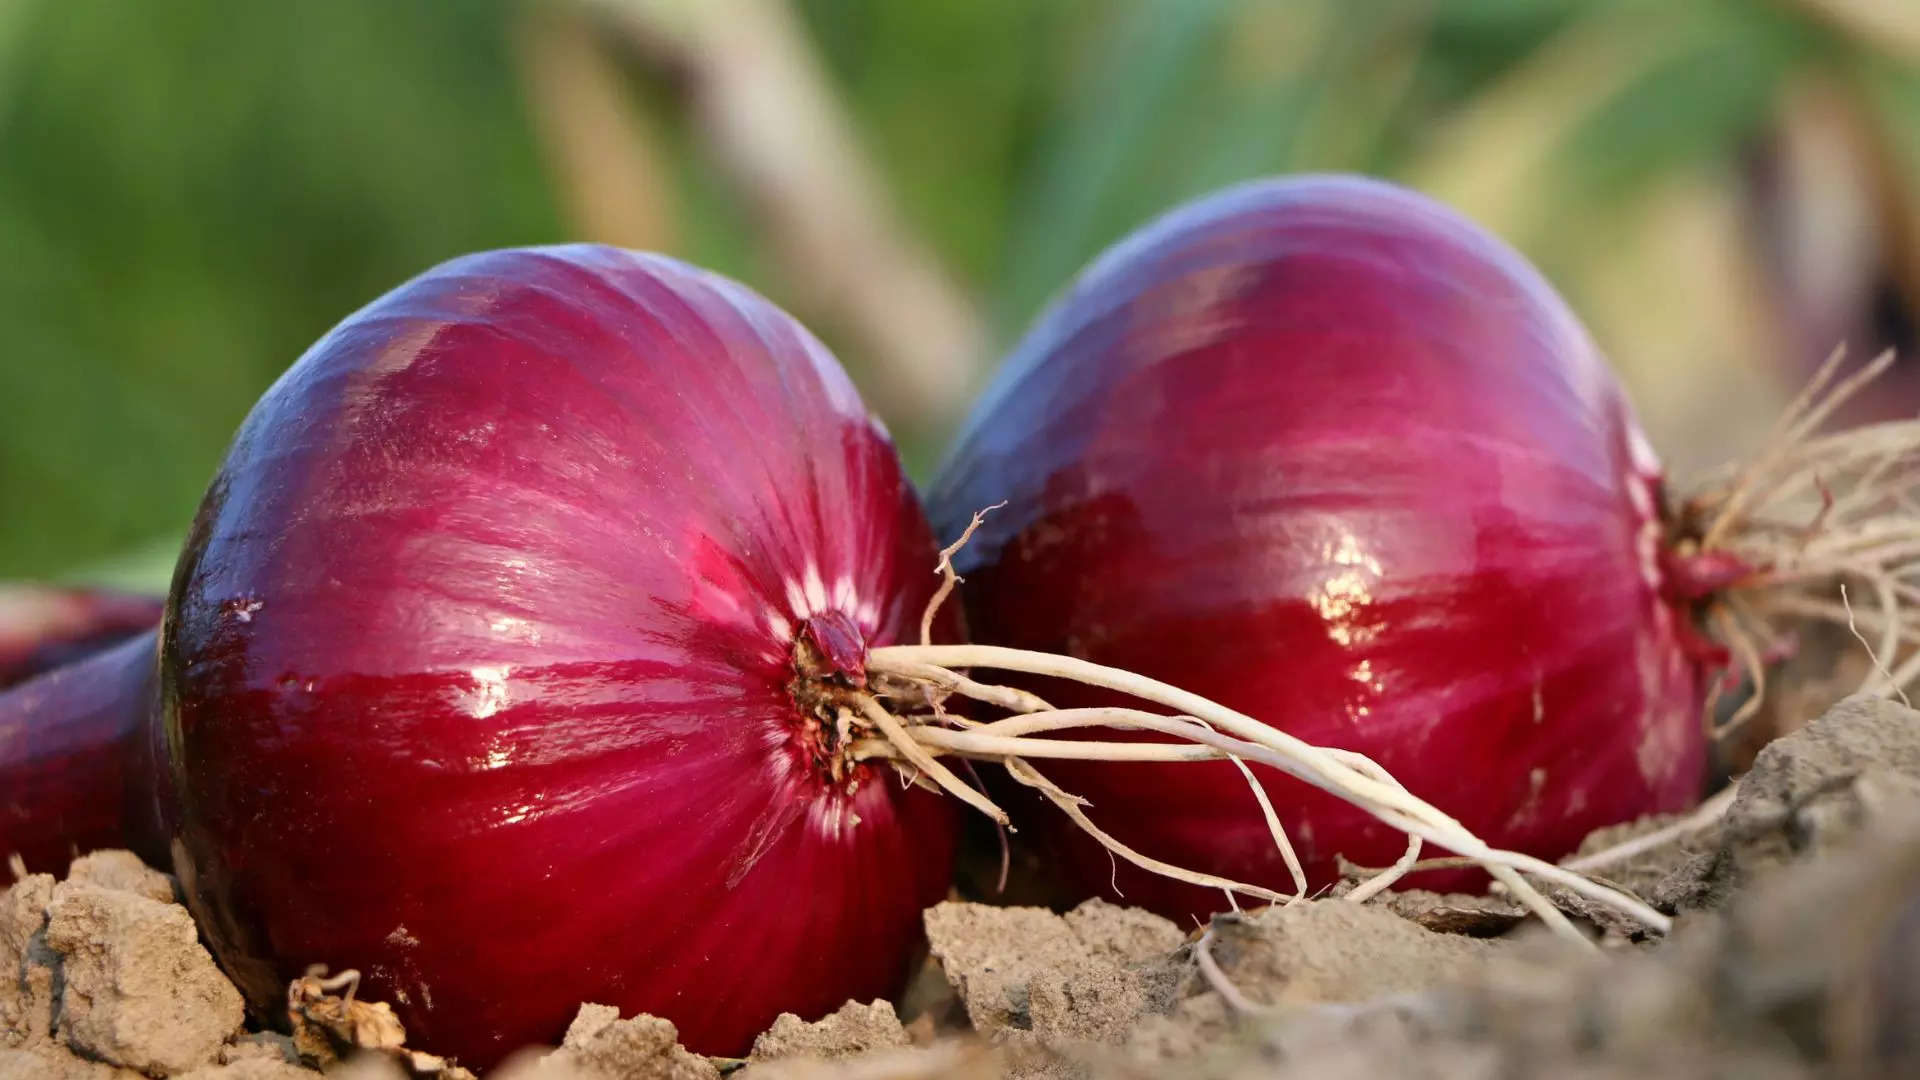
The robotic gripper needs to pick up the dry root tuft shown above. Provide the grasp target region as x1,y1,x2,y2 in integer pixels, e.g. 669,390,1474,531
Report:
1679,348,1920,735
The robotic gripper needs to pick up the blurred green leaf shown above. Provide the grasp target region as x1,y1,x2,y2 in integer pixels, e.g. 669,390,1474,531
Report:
796,0,1072,290
61,536,182,594
992,0,1441,341
995,0,1237,336
1549,1,1807,206
0,0,561,578
1,0,1916,582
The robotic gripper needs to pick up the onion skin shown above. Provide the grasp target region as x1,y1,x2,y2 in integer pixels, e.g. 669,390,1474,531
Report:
930,175,1706,921
0,585,164,689
0,630,164,873
0,591,164,869
4,246,958,1066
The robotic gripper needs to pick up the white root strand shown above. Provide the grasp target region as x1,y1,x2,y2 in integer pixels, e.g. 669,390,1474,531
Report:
1194,928,1271,1014
849,699,1010,826
1345,833,1423,904
956,707,1305,899
1680,354,1920,716
876,652,1660,940
1000,757,1289,906
1698,348,1894,548
884,656,1053,715
1224,753,1309,902
919,501,1002,648
1561,783,1739,874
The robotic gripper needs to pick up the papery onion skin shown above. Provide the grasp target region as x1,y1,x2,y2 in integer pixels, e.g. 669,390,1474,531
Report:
147,246,957,1065
0,585,164,689
930,175,1706,922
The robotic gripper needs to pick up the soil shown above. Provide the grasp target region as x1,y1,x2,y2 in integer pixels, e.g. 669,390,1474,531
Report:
5,694,1919,1079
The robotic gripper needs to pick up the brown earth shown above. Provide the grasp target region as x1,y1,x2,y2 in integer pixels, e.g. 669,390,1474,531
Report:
5,694,1919,1079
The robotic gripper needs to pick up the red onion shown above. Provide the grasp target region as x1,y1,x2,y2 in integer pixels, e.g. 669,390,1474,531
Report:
0,629,160,873
2,246,958,1065
0,585,163,689
9,187,1906,1061
928,175,1723,920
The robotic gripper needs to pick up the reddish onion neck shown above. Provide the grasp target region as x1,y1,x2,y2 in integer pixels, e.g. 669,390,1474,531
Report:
1655,348,1920,735
787,613,874,786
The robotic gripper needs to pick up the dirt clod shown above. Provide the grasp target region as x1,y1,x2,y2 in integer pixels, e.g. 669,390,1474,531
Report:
1656,693,1920,910
738,1042,1004,1080
0,1044,143,1078
749,1001,909,1062
175,1058,315,1080
559,1004,619,1050
924,899,1180,1044
1362,888,1526,937
44,880,243,1075
1568,810,1717,898
64,852,176,906
0,872,55,1050
172,1034,308,1079
1104,899,1508,1076
492,1005,718,1080
220,1034,299,1068
1058,902,1184,966
1202,900,1504,1009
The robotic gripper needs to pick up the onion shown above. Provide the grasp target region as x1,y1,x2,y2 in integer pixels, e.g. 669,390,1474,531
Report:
0,585,163,689
925,174,1920,921
9,200,1902,1061
3,246,958,1066
0,587,164,873
0,629,161,873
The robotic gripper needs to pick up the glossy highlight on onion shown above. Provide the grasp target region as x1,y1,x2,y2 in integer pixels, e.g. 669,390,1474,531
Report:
7,246,960,1066
929,174,1708,920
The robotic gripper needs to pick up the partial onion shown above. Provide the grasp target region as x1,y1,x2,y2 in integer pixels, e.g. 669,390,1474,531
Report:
0,629,160,873
4,246,958,1066
928,175,1715,920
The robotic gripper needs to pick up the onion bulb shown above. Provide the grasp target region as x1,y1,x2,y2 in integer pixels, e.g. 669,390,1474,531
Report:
928,174,1916,920
4,246,958,1066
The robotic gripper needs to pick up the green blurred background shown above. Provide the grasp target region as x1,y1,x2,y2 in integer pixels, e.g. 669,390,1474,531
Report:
3,0,1918,588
